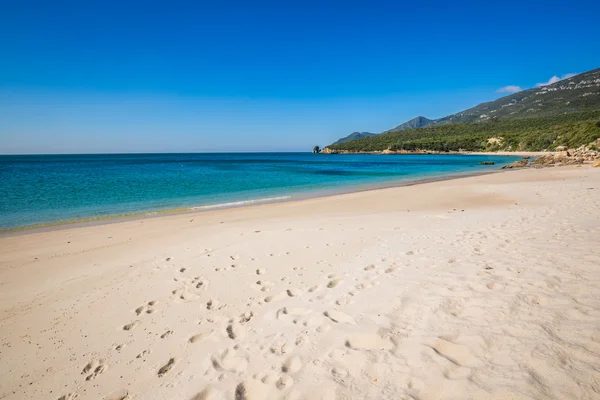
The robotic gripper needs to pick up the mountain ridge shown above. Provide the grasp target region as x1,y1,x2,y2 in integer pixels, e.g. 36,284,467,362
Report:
384,116,435,133
328,67,600,147
331,132,377,145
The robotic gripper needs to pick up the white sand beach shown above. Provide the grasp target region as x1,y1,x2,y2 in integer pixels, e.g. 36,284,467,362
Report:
1,166,600,400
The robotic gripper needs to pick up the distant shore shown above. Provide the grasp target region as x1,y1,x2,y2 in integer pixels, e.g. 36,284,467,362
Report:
320,148,547,156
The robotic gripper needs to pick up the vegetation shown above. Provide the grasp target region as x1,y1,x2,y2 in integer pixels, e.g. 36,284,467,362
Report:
329,67,600,149
327,111,600,153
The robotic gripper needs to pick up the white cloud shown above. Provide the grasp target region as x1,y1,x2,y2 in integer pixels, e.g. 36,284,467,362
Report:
536,73,577,87
496,85,523,94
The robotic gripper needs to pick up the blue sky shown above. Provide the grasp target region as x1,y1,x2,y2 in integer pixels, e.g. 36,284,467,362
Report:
1,0,599,153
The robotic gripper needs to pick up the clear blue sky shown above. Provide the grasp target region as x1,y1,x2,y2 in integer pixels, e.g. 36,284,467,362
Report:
1,0,599,153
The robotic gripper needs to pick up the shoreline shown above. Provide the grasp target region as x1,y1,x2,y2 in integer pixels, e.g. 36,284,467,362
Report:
321,149,547,156
2,165,599,400
0,168,506,237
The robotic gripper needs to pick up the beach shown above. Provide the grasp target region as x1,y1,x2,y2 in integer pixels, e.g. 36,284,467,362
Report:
1,165,600,399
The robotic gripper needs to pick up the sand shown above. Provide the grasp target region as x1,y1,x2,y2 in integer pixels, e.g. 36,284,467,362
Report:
467,151,550,156
1,166,600,400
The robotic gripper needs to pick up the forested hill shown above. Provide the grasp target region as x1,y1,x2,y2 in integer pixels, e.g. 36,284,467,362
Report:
326,68,600,152
326,111,600,153
434,67,600,125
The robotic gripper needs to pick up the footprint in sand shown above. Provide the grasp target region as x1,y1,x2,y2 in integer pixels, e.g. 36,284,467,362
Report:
134,300,158,316
189,330,215,344
194,278,209,289
443,364,472,380
239,311,254,323
335,298,354,306
364,265,376,271
276,375,294,389
82,359,98,375
83,360,107,381
282,307,312,316
136,350,150,359
324,310,355,324
346,333,394,350
308,285,322,293
327,279,343,289
269,337,295,356
331,365,349,379
282,356,303,373
160,330,173,339
158,358,176,377
123,321,140,331
424,338,483,368
257,280,275,292
235,379,269,400
207,298,220,310
261,373,278,384
227,322,247,339
192,387,223,400
104,389,129,400
264,293,286,303
256,268,267,275
212,348,248,373
286,288,303,297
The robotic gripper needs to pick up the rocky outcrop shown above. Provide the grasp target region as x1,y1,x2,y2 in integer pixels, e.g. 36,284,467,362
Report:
530,140,600,167
479,161,495,165
502,159,529,169
502,139,600,169
563,142,599,162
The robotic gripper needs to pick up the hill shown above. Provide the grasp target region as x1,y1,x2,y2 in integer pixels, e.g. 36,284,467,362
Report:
435,67,600,124
331,132,377,145
325,67,600,152
326,111,600,153
384,116,435,133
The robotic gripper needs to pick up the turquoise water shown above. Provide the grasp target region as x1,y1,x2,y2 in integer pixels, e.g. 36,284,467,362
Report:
0,153,520,230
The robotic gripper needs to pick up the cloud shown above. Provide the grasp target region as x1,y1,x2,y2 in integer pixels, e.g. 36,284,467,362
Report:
536,73,577,87
496,85,523,94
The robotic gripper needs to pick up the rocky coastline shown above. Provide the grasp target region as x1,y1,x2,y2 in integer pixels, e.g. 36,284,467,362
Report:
320,138,600,169
502,140,600,169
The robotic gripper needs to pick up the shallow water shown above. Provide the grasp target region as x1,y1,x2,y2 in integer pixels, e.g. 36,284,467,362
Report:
0,153,520,230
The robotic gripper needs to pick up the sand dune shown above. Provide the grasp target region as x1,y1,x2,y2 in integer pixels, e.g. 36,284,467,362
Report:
1,166,600,399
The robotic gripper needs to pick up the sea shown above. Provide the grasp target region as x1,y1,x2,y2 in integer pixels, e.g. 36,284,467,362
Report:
0,153,520,231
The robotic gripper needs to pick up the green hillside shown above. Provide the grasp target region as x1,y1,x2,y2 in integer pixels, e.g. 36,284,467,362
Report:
327,111,600,153
326,67,600,151
433,68,600,125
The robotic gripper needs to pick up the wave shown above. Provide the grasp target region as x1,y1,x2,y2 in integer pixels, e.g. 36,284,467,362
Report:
189,195,293,210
